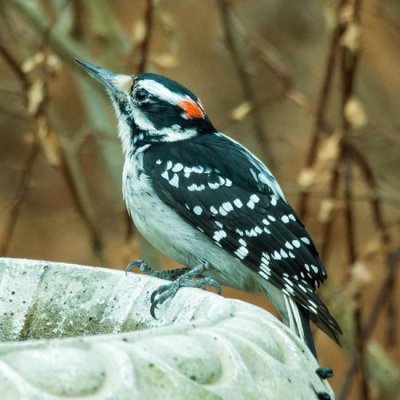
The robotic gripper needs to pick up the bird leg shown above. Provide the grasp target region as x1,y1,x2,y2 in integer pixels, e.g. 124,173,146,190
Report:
149,262,222,318
126,259,189,280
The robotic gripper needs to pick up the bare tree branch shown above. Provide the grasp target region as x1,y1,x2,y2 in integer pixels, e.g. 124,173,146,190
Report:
216,0,274,167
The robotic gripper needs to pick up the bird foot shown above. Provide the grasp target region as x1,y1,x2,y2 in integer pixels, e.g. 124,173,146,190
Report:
125,259,189,280
150,275,221,318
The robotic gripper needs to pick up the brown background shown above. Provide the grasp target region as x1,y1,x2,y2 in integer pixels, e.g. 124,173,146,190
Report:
0,1,399,399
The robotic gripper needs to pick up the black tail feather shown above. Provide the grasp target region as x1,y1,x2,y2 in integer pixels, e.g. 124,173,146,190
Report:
299,306,318,359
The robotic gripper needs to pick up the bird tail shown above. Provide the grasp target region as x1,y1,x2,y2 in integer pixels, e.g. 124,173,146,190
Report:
284,295,317,359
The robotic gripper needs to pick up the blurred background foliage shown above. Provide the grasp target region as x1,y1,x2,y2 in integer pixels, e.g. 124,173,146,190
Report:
0,0,399,398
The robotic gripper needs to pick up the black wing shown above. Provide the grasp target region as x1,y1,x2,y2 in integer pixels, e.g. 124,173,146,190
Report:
143,132,341,342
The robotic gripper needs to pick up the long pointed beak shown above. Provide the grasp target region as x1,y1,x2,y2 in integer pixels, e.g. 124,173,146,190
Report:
75,58,133,95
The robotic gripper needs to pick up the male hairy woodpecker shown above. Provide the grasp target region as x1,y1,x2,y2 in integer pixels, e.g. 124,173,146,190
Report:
76,59,342,357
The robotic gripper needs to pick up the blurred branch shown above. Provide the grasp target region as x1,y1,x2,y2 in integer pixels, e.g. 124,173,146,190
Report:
320,160,340,259
85,0,129,53
297,0,348,218
0,44,29,90
231,12,312,113
70,0,84,39
338,0,368,398
294,0,395,397
12,0,122,186
57,132,104,261
0,141,38,255
137,0,154,74
0,43,38,255
284,184,400,208
0,36,104,262
216,0,274,167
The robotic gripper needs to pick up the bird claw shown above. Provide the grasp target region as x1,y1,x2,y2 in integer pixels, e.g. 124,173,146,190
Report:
125,259,189,280
149,276,222,319
125,259,150,276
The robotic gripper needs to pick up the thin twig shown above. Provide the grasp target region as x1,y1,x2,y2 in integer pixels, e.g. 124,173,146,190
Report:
36,10,106,263
230,12,311,112
344,142,395,345
137,0,154,74
0,44,30,91
320,161,341,259
297,0,348,219
0,142,39,255
344,143,389,243
216,0,274,167
70,0,84,39
339,0,369,398
0,43,39,255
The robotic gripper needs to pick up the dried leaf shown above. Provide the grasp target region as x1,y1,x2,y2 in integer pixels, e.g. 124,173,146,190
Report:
339,4,354,25
46,54,62,75
151,53,180,68
345,97,367,129
341,22,360,52
131,20,146,45
318,199,336,223
363,239,387,259
37,116,61,167
348,261,372,293
231,101,252,121
297,168,316,190
286,88,311,111
317,132,341,163
21,52,45,73
27,79,45,115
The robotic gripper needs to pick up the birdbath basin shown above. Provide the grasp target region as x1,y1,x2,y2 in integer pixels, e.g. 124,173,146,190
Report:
0,257,334,399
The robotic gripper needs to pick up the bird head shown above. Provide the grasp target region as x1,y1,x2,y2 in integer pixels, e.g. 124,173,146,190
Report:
76,59,215,155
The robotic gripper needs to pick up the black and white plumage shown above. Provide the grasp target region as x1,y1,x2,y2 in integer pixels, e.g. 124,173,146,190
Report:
77,59,342,357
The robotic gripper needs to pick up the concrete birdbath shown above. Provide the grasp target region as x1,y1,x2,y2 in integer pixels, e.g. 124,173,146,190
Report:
0,257,334,399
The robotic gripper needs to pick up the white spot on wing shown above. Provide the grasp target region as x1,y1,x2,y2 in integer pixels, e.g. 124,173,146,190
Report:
193,206,203,215
225,178,233,187
169,174,179,188
222,202,233,212
281,215,290,223
250,194,260,203
208,182,220,189
285,241,294,250
213,230,227,242
247,200,255,209
172,163,183,172
235,246,249,259
161,170,169,180
311,264,319,274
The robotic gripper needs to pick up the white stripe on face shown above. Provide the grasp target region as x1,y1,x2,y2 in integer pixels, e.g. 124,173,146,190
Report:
138,79,191,105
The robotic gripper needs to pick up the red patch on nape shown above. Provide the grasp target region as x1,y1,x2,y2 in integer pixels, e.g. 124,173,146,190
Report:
178,100,205,119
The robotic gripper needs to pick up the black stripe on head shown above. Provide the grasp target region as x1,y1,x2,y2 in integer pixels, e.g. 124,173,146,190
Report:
140,97,213,132
135,73,199,103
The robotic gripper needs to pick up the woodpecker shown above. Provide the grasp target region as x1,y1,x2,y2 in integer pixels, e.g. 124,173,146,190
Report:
77,59,342,357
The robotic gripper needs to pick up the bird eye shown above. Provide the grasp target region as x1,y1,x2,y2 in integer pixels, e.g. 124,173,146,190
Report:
136,89,148,102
